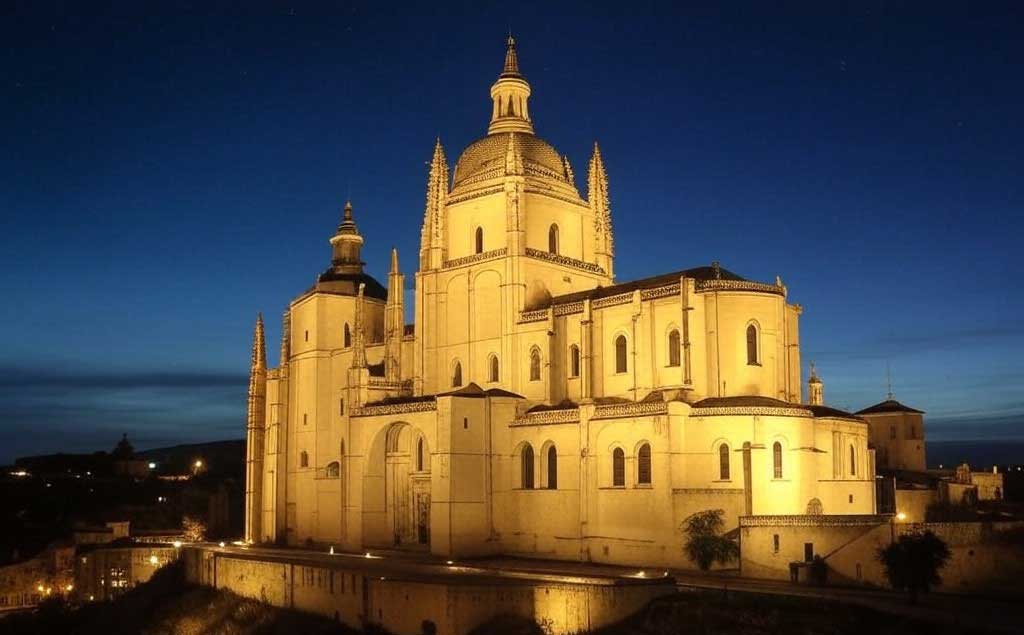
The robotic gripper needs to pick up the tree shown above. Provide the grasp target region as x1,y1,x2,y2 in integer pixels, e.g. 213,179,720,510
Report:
181,515,207,542
877,530,951,604
681,509,739,571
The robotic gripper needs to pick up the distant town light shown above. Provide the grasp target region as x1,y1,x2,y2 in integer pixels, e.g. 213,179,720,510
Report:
89,594,95,601
148,462,157,469
329,546,335,555
446,560,453,565
172,541,182,549
149,555,158,565
10,470,29,477
896,512,907,521
195,460,203,468
37,584,44,592
65,584,73,592
219,542,226,548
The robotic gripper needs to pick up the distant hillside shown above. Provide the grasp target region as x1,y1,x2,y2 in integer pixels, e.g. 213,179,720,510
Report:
136,439,245,477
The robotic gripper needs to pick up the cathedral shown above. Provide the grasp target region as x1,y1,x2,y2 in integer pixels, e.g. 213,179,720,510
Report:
244,37,877,568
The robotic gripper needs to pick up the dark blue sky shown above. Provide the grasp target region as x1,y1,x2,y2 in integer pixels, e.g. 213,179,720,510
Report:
3,2,1022,463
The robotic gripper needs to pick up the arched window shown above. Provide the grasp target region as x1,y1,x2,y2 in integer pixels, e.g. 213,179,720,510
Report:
521,445,534,489
344,323,351,348
637,443,652,485
300,451,309,468
529,348,541,381
773,442,783,479
546,445,557,490
746,324,759,365
325,461,340,478
452,361,462,387
569,344,580,378
488,354,500,382
612,448,625,487
615,335,628,373
475,227,484,254
668,330,681,367
849,444,856,476
548,224,559,254
719,443,730,480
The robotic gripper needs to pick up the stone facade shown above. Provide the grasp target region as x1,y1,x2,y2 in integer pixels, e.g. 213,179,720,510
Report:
243,37,878,569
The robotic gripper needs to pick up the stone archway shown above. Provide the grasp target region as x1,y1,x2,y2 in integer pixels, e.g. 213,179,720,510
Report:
382,423,430,548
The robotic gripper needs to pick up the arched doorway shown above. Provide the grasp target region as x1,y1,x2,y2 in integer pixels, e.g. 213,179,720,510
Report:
383,423,431,548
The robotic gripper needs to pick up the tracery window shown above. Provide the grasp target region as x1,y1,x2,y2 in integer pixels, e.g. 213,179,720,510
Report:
569,344,580,378
612,448,625,487
615,335,628,373
637,443,652,485
325,461,340,478
719,443,730,480
773,442,783,479
475,227,484,254
452,361,462,387
668,329,681,367
521,444,534,489
548,223,559,254
529,348,541,381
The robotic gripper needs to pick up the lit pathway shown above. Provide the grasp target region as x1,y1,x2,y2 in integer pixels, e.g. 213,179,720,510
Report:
201,543,1022,633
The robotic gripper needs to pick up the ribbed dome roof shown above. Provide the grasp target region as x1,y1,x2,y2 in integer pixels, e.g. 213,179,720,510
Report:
452,132,570,191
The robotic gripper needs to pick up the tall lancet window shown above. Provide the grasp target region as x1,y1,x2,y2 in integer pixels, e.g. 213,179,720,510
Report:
546,445,558,490
615,335,628,374
452,361,462,387
668,329,681,367
344,323,351,348
746,324,759,365
548,223,559,254
521,444,534,489
488,354,500,382
773,442,783,479
612,448,625,487
849,444,856,477
529,348,541,381
475,227,484,254
719,443,730,480
569,345,580,378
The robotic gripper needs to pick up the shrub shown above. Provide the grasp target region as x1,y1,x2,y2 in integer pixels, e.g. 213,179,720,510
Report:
681,509,739,571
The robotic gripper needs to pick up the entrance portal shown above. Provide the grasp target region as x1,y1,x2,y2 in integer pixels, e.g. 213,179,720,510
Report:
384,424,430,548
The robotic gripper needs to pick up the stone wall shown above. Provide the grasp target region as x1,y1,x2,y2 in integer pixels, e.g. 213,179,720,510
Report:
183,547,673,635
740,516,1024,592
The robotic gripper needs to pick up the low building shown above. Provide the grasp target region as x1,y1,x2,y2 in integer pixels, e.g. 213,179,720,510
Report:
75,544,180,602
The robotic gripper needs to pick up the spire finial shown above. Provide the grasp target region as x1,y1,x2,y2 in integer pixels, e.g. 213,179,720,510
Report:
344,200,353,221
502,33,520,77
250,312,266,371
886,362,894,400
390,246,399,274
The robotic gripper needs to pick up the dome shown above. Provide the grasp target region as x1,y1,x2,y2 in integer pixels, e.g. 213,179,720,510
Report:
451,132,572,191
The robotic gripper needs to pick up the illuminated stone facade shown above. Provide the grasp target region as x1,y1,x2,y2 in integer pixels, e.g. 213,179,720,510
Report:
244,37,877,568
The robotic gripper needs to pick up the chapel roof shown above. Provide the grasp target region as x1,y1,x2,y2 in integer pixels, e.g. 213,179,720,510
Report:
691,395,794,409
536,264,749,308
806,405,865,422
437,382,524,399
855,399,925,415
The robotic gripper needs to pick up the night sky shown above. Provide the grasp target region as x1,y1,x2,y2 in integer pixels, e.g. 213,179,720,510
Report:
3,2,1022,463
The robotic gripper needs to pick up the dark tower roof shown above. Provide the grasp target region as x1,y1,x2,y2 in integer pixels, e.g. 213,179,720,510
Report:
855,399,924,415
